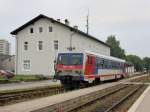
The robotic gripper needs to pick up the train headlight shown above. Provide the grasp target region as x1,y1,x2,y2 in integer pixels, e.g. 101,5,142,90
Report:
75,71,82,74
57,70,62,74
75,71,79,74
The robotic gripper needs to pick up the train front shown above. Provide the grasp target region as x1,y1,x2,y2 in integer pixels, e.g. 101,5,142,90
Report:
55,53,84,86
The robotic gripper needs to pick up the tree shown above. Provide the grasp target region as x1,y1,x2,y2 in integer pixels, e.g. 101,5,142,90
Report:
106,35,126,59
143,57,150,71
126,55,143,72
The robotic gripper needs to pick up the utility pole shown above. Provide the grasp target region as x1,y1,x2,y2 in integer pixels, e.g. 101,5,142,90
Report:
86,9,89,34
67,32,76,51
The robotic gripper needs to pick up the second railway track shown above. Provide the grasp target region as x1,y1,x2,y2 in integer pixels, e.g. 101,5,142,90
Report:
71,84,144,112
0,85,65,106
41,84,146,112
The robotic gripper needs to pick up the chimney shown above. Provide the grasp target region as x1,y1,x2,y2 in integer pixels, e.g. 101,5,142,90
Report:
57,19,60,22
65,19,69,26
73,25,78,30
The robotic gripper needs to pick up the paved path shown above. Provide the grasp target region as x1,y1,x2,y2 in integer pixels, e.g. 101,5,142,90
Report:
0,80,60,91
128,85,150,112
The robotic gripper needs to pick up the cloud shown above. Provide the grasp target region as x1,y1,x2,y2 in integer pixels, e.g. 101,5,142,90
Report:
0,0,149,57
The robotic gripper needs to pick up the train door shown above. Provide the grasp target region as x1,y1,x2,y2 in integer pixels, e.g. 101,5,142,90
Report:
84,55,95,75
123,63,128,77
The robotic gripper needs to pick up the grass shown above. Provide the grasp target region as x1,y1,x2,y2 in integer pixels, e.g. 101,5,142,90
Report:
0,74,50,84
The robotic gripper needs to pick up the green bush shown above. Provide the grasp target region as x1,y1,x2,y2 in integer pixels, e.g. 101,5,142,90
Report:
0,74,48,83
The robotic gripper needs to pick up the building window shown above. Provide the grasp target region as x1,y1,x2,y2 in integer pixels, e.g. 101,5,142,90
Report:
24,42,28,50
54,40,58,50
49,26,53,32
23,60,30,71
38,41,43,50
30,28,34,33
39,27,43,33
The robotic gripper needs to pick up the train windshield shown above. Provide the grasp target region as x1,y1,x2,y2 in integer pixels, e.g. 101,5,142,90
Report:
57,53,83,65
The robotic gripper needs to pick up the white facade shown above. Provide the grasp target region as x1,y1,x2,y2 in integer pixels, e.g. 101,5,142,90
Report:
11,15,110,76
0,39,10,55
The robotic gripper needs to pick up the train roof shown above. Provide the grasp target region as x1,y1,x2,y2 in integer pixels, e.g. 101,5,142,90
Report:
58,51,126,63
85,51,126,63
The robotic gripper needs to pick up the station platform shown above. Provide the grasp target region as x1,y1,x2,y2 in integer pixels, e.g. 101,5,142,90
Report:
128,85,150,112
0,73,144,92
0,80,60,92
0,79,129,112
0,75,146,112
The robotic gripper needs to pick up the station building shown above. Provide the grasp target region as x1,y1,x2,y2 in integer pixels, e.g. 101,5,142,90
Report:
0,39,10,55
11,14,110,76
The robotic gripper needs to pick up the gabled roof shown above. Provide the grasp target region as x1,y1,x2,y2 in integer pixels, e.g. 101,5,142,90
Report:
10,14,110,48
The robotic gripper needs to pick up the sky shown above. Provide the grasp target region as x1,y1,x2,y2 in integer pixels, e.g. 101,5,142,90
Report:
0,0,150,58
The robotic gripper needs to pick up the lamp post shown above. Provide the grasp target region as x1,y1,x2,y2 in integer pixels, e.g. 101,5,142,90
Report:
68,32,76,51
53,40,58,81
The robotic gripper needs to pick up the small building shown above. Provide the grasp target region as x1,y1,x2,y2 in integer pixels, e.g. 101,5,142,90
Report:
0,54,15,72
0,54,11,69
10,14,110,76
0,39,10,55
125,62,135,75
1,55,15,72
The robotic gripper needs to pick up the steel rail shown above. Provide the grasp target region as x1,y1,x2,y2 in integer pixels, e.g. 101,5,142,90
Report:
104,84,144,112
69,84,144,112
0,87,65,106
69,84,129,112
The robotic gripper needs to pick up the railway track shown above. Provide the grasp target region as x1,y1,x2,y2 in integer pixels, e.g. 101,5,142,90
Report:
0,74,145,107
92,85,143,112
0,81,104,106
70,84,144,112
0,83,146,112
0,85,65,106
31,81,146,112
0,78,114,106
0,82,102,106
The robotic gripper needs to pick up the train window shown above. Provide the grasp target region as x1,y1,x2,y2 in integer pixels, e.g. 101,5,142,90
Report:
118,63,121,69
112,62,115,69
71,54,83,65
95,57,98,67
104,60,108,68
103,60,106,68
99,59,104,68
108,60,112,69
115,62,117,68
57,54,68,65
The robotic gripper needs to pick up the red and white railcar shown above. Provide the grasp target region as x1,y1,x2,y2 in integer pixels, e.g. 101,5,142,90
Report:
55,51,127,86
